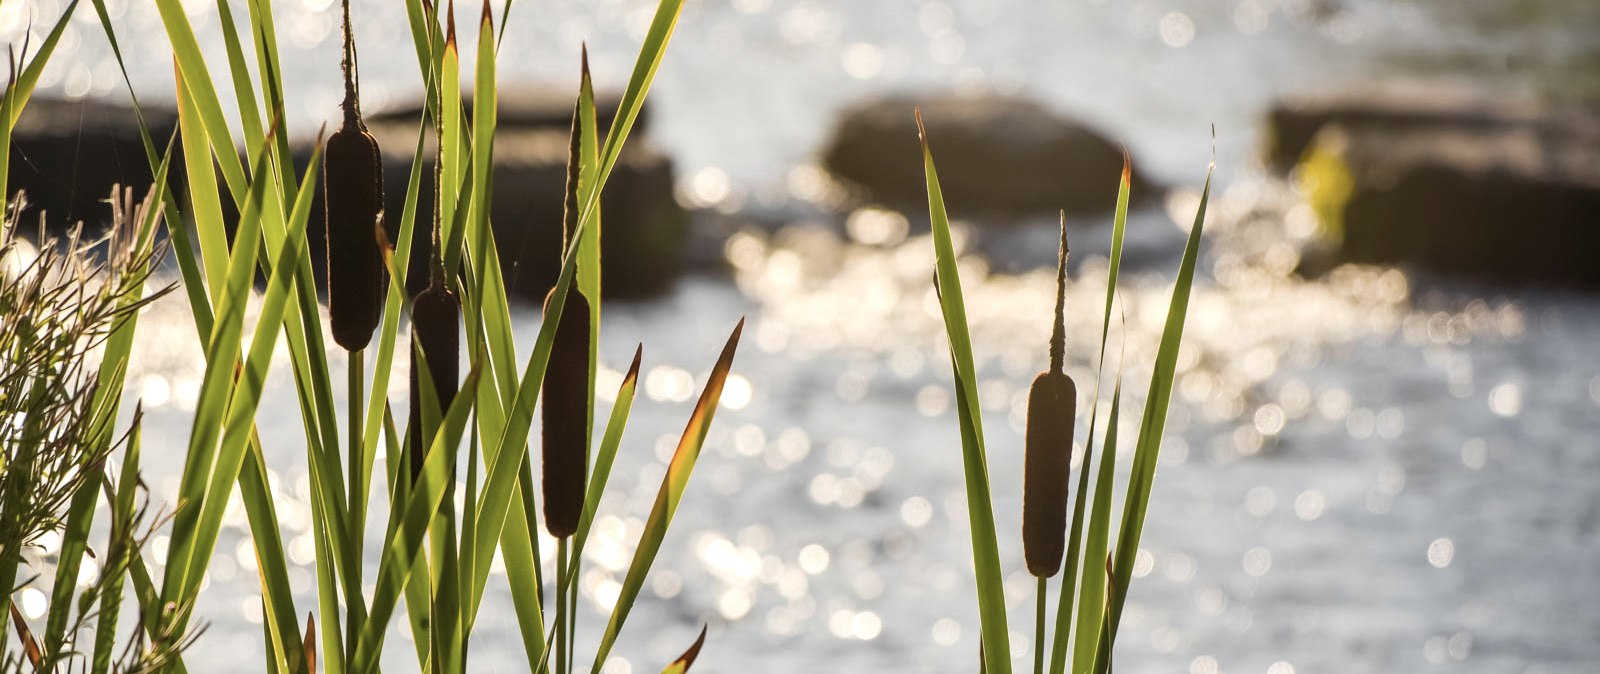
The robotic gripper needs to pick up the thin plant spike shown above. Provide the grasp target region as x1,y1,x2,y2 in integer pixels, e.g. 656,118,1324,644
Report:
587,320,744,674
1101,158,1214,669
1022,219,1077,578
918,107,1012,674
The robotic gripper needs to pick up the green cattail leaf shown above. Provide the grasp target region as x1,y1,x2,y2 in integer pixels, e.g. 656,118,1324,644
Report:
573,345,643,556
173,134,325,607
1073,377,1121,673
588,320,743,674
1100,161,1213,670
918,108,1012,674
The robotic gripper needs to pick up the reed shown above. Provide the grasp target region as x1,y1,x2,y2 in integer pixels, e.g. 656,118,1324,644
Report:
920,109,1212,674
323,0,386,351
1022,218,1077,579
0,176,188,670
65,0,730,672
541,96,596,540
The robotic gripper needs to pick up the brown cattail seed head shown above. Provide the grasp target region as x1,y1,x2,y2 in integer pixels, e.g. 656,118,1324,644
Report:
540,286,592,538
1023,371,1077,577
324,1,385,351
408,285,459,483
1023,214,1076,578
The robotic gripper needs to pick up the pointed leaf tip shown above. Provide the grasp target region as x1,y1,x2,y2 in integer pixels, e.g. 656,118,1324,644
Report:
626,344,644,382
303,612,317,674
914,107,928,145
1120,146,1132,184
662,625,709,674
446,0,458,46
9,604,40,666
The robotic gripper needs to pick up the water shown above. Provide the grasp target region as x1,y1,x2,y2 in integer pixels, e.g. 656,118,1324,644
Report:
9,0,1600,672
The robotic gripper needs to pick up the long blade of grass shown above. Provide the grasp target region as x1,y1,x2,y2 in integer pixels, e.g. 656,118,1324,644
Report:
918,109,1012,674
175,137,323,608
160,132,278,605
0,0,80,203
1071,377,1121,673
1099,163,1213,671
587,320,743,674
174,63,232,299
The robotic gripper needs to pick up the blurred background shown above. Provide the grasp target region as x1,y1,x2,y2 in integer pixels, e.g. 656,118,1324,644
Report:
4,0,1598,672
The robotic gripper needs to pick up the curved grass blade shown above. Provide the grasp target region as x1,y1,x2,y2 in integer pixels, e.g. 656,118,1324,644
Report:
174,137,325,606
918,108,1011,674
587,320,744,674
8,605,41,668
1099,162,1213,671
0,0,83,204
160,131,280,604
659,625,708,674
573,346,642,555
1071,377,1121,673
1,0,81,131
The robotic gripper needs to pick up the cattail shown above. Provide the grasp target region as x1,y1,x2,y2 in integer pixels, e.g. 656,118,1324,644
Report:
407,282,459,482
324,0,386,351
1023,214,1077,578
541,91,594,539
406,0,461,484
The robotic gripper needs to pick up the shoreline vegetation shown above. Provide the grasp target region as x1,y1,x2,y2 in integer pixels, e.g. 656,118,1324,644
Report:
5,0,1589,673
2,0,741,672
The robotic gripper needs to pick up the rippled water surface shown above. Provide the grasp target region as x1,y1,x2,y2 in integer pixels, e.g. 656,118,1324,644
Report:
7,0,1599,672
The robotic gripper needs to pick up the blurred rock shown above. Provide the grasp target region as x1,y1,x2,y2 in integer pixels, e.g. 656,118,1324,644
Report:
342,83,682,302
343,125,684,302
1299,109,1600,285
1263,84,1545,170
821,93,1151,218
7,97,180,228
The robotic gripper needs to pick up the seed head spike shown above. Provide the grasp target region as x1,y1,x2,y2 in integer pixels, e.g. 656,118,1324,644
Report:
339,0,361,129
1049,212,1069,375
1023,214,1078,577
324,5,385,351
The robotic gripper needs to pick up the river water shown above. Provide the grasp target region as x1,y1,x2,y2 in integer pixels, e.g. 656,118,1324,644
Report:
8,0,1600,672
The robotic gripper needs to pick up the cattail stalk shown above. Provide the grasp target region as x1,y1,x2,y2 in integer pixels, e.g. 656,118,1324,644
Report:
1023,215,1077,578
408,16,460,483
541,93,594,539
324,0,386,351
